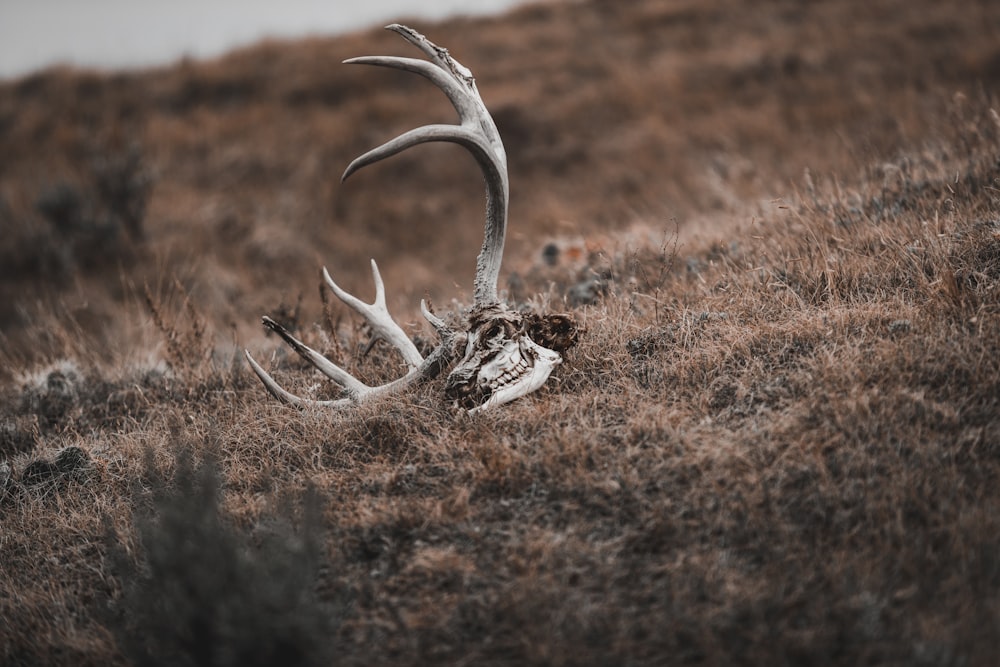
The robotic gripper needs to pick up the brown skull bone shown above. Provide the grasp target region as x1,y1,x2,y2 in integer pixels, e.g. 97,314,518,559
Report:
445,307,580,412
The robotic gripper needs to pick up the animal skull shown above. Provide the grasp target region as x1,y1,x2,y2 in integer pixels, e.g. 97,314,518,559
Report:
245,25,579,412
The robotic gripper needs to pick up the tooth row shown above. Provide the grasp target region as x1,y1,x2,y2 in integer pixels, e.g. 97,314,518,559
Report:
489,362,529,390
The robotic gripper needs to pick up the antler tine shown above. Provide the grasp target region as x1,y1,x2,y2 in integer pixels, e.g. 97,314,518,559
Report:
244,350,354,409
259,316,370,394
323,260,422,369
420,298,453,338
341,25,509,309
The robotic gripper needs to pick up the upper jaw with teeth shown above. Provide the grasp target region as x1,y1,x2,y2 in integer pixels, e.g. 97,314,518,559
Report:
475,335,564,413
446,323,564,413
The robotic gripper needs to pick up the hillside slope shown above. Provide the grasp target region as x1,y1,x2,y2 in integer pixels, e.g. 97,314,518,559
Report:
1,1,1000,665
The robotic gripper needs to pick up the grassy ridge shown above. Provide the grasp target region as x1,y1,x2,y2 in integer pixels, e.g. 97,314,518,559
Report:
2,0,1000,665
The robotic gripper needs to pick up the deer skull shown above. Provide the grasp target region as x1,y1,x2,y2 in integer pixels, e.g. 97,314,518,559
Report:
245,25,579,413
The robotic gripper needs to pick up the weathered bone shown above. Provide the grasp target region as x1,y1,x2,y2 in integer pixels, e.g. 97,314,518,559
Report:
341,24,508,308
322,260,422,369
246,24,578,412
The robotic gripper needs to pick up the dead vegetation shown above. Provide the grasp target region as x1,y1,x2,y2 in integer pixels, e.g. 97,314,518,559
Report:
2,0,1000,665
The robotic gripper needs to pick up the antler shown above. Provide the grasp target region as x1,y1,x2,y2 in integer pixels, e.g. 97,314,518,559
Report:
245,24,505,407
244,291,454,409
343,23,509,308
244,300,454,408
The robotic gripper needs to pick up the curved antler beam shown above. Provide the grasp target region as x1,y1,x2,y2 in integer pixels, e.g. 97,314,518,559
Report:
342,24,508,308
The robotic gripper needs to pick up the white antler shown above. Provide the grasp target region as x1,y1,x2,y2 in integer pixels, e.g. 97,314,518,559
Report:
322,260,422,369
342,23,509,309
243,314,453,409
245,23,502,407
245,260,454,408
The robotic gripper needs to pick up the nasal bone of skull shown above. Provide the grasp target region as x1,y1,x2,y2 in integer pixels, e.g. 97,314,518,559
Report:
518,334,562,371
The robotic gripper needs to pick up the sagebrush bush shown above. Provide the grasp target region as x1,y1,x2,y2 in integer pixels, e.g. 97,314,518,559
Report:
108,450,339,667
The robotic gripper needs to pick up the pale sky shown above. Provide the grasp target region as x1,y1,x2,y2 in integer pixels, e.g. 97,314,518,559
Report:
0,1,528,80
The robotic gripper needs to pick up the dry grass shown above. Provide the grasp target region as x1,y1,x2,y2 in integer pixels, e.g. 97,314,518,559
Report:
2,0,1000,665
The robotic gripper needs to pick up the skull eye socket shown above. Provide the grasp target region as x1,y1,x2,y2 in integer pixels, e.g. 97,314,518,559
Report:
484,322,504,339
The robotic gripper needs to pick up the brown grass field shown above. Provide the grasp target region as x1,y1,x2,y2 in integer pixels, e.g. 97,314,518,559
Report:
2,0,1000,664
